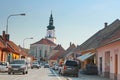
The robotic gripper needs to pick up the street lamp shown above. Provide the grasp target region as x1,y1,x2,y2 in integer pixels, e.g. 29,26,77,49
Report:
23,37,33,49
6,13,26,34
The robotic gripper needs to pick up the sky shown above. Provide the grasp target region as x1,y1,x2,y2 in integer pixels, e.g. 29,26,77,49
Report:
0,0,120,49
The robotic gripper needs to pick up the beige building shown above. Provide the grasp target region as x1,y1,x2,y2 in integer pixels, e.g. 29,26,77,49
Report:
30,38,56,61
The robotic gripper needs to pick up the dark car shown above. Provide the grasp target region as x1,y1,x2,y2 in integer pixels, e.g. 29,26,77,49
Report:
31,61,41,69
8,59,28,75
60,60,80,77
84,64,98,75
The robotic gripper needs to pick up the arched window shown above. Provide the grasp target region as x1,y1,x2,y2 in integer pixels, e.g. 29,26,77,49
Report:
39,50,41,57
45,50,47,57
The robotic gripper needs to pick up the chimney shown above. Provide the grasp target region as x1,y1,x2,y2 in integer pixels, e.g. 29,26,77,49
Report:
2,31,10,41
104,22,108,28
2,31,6,41
5,34,9,41
70,42,72,46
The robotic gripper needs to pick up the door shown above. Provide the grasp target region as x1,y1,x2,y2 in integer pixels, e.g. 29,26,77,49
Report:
99,57,102,75
115,54,118,80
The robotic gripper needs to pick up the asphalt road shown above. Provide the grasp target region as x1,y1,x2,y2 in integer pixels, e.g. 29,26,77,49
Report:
0,66,68,80
0,66,109,80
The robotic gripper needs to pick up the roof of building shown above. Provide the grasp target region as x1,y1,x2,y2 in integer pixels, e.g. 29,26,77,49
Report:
7,41,28,56
77,19,120,51
53,44,65,51
7,41,20,55
18,46,29,56
0,36,6,49
47,13,55,30
31,38,56,46
59,43,76,58
99,22,120,47
49,50,65,60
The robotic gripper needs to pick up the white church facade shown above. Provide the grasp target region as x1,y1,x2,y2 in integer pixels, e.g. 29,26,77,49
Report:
30,13,57,61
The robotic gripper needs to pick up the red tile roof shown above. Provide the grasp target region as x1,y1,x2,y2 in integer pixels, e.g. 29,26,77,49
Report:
53,44,65,51
7,41,20,55
31,38,56,46
49,50,65,60
49,45,65,60
18,46,28,56
0,37,6,49
59,43,76,58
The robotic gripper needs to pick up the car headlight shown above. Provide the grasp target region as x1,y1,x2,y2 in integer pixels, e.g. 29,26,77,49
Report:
20,65,25,69
8,65,12,68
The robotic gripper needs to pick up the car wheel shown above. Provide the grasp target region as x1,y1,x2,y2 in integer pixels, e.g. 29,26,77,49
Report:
8,72,11,75
75,74,78,77
12,72,15,74
23,71,25,75
26,71,28,74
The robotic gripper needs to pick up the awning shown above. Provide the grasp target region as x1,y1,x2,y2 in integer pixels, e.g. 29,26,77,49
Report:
77,52,95,61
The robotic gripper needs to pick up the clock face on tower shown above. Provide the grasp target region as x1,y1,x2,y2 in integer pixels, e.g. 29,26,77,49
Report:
48,31,52,37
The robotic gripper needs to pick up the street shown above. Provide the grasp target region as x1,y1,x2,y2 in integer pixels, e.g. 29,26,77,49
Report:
0,66,109,80
0,66,70,80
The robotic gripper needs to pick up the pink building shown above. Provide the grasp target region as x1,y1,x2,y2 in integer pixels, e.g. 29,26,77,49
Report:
75,19,120,80
97,20,120,80
97,40,120,80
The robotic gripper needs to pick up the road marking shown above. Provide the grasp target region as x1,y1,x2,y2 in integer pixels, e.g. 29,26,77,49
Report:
51,69,64,80
50,69,72,80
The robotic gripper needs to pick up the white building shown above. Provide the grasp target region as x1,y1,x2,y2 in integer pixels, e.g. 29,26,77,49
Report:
30,13,57,61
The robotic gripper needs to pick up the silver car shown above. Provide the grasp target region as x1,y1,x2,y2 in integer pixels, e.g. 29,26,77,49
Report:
0,62,9,72
8,59,28,75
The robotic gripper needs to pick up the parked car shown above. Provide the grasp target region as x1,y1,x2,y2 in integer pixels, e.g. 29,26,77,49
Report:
31,61,41,69
60,60,80,77
0,62,9,72
52,63,59,70
8,59,28,75
44,63,49,68
84,64,98,75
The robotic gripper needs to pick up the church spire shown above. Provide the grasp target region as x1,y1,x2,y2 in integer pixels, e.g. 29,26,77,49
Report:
47,12,55,30
46,12,56,43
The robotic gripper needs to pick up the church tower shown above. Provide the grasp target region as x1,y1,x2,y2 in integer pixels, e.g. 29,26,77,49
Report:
46,12,56,43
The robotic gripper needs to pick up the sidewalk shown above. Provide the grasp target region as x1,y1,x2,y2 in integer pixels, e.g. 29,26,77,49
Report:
78,73,110,80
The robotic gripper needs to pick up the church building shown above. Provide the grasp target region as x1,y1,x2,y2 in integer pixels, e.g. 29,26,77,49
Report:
30,13,57,61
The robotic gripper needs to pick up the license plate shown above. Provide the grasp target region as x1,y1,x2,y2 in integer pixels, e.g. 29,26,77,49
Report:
67,68,72,70
13,68,18,70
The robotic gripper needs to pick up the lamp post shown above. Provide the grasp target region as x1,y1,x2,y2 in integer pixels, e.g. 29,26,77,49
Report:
6,13,26,34
23,37,33,49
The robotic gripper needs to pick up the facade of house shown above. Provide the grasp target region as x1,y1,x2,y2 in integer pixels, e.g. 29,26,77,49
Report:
0,36,7,62
97,19,120,80
0,31,30,62
75,19,120,80
97,40,120,80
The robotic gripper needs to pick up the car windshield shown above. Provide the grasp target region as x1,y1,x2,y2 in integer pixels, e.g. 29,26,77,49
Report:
33,62,38,64
0,62,7,66
65,61,78,66
10,60,25,64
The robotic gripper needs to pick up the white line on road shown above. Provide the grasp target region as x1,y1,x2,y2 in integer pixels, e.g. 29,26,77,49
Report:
51,69,63,80
51,69,72,80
